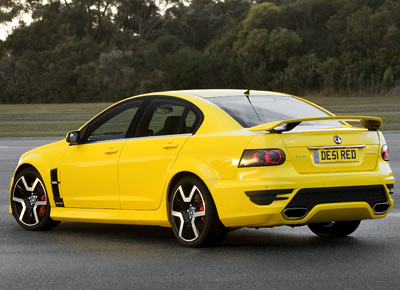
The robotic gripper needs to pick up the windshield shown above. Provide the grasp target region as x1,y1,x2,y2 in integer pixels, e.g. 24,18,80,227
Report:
208,95,340,128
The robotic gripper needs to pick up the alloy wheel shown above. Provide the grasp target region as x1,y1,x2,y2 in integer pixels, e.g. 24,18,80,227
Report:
171,183,206,242
12,174,48,227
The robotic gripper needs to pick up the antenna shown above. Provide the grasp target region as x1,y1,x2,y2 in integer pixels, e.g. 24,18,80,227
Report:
243,90,261,122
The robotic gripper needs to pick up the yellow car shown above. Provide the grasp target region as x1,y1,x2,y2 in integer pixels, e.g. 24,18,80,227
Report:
10,89,395,246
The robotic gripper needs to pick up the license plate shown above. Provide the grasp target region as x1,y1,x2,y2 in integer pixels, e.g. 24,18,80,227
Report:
314,148,358,163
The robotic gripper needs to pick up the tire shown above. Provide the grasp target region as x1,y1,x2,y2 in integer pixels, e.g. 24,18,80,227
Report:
308,220,361,238
169,176,227,247
11,167,60,231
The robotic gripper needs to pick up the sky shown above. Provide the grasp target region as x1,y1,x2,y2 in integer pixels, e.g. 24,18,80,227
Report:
1,23,12,41
0,30,5,41
0,6,32,41
0,0,47,41
0,0,176,41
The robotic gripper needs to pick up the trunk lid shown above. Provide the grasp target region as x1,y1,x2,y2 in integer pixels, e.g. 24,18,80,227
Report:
280,127,379,173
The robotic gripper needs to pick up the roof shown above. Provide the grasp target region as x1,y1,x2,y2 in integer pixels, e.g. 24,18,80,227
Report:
166,89,291,99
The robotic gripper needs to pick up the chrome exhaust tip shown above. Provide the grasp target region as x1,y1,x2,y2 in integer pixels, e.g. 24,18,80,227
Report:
372,202,390,215
283,207,308,220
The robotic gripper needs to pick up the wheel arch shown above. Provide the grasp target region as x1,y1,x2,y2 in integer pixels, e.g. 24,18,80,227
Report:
166,171,217,223
11,163,39,195
166,172,200,216
14,163,38,178
11,163,57,209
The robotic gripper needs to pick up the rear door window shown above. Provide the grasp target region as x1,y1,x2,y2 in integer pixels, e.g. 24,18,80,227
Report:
138,98,202,137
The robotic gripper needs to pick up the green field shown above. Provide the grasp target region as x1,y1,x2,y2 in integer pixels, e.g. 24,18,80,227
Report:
0,95,399,137
0,103,111,137
305,94,400,131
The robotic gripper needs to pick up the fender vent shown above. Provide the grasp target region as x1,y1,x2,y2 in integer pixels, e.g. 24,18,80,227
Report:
50,169,64,207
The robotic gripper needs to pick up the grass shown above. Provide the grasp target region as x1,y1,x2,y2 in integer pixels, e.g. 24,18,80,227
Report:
303,94,400,131
0,103,111,137
0,95,399,137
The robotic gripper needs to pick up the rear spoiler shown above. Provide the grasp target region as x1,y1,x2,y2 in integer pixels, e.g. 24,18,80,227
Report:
248,116,382,133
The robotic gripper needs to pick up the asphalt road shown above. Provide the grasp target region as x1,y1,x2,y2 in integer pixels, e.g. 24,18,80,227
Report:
1,134,399,289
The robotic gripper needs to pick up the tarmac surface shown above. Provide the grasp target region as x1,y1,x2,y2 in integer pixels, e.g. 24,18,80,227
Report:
0,133,399,289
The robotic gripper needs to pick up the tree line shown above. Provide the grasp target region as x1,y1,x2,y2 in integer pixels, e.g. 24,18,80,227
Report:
0,0,399,103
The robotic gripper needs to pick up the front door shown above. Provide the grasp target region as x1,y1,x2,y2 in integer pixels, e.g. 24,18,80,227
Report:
60,99,144,209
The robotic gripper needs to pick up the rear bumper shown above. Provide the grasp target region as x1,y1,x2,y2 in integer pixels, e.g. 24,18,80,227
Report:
208,166,394,228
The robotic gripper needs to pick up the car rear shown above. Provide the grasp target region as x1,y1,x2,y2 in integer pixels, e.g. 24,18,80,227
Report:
204,91,394,228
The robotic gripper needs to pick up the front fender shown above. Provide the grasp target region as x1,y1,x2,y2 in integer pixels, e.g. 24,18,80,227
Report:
10,140,69,208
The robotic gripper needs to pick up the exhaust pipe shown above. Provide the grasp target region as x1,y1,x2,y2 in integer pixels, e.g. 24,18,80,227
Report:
283,207,308,220
372,202,390,215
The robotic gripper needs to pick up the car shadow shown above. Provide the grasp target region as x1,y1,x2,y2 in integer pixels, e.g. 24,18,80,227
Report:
29,222,376,252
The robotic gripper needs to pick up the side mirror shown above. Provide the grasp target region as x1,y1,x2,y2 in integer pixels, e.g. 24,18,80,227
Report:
66,131,80,144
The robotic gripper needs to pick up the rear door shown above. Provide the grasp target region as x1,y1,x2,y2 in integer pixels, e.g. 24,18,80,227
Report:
119,97,202,210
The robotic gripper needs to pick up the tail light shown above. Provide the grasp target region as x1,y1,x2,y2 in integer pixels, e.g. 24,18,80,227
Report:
239,149,286,167
381,145,389,161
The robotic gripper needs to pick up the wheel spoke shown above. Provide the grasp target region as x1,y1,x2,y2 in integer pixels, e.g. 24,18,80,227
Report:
187,186,198,202
177,185,199,203
12,197,25,206
172,211,185,238
191,220,200,238
29,209,36,225
171,210,183,218
20,176,31,191
193,210,205,218
25,208,33,224
20,176,41,192
16,184,30,198
17,203,27,224
184,223,192,240
32,206,40,225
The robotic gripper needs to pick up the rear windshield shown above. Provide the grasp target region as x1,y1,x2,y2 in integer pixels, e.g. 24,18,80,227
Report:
208,95,340,128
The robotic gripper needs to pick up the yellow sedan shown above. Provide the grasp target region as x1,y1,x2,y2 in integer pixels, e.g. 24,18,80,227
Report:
10,90,395,246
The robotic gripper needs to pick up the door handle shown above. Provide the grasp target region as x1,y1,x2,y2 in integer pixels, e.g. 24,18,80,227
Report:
162,142,179,149
104,147,119,154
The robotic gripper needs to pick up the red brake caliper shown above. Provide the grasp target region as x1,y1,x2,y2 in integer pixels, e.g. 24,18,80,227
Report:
39,193,46,216
199,204,205,223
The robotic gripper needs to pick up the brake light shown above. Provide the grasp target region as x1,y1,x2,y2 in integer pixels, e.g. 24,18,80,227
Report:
381,145,389,161
239,149,286,167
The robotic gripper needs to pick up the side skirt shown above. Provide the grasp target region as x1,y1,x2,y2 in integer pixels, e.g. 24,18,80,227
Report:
50,207,170,227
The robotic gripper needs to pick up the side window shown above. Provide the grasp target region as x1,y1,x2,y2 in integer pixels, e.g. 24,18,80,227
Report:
185,110,201,133
86,100,142,142
146,103,186,136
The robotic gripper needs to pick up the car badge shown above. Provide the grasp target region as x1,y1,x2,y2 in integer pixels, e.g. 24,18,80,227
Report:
333,135,342,144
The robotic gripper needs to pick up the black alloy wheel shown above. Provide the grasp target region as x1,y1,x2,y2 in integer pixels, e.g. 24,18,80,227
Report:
11,168,60,231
